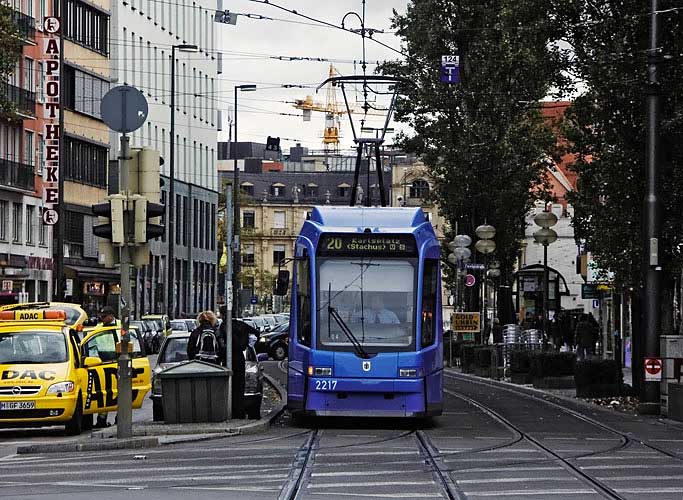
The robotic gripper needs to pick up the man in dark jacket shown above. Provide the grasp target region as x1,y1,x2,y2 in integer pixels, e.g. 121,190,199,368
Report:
575,313,597,361
218,307,254,419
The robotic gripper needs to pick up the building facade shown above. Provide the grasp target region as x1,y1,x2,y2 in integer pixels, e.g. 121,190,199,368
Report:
1,1,53,306
108,0,220,317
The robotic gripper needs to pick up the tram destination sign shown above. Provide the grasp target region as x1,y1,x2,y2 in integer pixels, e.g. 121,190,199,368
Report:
318,234,417,257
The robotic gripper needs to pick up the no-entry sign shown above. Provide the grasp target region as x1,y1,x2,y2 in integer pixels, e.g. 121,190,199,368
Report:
644,357,662,381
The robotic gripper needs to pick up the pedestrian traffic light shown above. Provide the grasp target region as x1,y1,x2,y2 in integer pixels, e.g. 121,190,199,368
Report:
92,194,125,245
133,196,165,244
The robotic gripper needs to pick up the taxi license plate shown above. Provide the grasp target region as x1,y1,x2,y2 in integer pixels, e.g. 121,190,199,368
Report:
0,401,35,410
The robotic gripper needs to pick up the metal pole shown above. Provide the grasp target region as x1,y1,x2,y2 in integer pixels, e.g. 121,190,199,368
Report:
642,0,662,412
543,243,549,346
167,45,176,319
117,133,133,439
233,86,241,317
55,0,65,300
482,256,487,344
225,182,233,419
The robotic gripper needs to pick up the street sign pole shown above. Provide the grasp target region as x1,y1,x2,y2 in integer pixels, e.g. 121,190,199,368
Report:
117,131,133,439
224,182,233,419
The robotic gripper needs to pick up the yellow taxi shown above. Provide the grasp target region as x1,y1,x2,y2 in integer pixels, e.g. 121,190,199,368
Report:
0,309,151,435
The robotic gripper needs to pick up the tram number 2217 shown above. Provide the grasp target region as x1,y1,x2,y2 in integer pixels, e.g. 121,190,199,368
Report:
315,379,338,391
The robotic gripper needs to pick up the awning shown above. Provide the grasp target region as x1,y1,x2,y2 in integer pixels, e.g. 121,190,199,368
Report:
64,265,120,281
272,182,285,187
241,181,254,187
307,182,318,187
337,182,351,188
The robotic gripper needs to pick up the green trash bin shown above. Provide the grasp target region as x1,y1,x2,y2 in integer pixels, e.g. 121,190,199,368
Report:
158,360,231,423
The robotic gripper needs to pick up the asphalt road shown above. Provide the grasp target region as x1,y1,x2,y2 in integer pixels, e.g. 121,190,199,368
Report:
2,362,683,499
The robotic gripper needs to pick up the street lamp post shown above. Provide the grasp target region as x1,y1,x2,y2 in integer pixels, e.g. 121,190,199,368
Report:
233,84,257,316
447,234,472,366
533,210,558,344
475,224,496,344
167,44,198,319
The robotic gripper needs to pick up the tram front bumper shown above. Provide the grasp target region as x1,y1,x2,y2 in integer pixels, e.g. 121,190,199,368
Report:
306,377,427,417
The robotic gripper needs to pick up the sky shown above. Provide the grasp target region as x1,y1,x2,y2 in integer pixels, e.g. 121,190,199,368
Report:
215,0,410,153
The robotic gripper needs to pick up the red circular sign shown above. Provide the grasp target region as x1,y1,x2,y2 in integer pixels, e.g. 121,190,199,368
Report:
645,358,662,374
465,274,476,287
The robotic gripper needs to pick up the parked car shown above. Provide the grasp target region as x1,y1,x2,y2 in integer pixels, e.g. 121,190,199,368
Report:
150,332,265,420
142,314,172,337
256,321,289,360
242,316,269,333
170,319,199,333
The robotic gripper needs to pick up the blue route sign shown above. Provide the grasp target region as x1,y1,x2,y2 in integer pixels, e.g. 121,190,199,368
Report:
441,55,460,84
250,296,258,305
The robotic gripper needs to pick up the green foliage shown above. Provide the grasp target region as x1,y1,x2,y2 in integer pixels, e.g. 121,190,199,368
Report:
563,2,683,287
0,2,24,119
529,351,575,378
380,0,574,284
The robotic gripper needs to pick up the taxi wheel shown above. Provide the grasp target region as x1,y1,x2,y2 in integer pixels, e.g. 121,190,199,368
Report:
272,343,287,361
65,395,83,435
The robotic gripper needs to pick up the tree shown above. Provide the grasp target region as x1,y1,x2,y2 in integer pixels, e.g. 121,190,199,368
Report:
0,2,24,119
381,0,573,293
563,1,683,296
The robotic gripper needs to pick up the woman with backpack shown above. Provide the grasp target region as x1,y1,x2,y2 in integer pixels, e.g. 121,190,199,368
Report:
187,311,221,363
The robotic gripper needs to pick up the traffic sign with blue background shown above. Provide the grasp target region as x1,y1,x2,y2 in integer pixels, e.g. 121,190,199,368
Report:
441,55,460,84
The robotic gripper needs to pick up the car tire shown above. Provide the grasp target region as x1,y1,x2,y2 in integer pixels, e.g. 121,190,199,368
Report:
82,413,93,431
272,343,287,361
65,395,83,435
152,398,164,422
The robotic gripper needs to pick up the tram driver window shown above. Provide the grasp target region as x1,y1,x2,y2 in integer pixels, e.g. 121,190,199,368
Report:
421,259,438,348
296,250,311,347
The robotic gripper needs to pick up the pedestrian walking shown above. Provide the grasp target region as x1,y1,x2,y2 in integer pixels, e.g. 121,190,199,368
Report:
187,311,220,363
95,306,117,428
217,306,252,419
575,313,597,361
491,318,503,344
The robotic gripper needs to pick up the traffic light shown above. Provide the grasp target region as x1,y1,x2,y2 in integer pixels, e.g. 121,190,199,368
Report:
92,194,125,245
133,196,165,244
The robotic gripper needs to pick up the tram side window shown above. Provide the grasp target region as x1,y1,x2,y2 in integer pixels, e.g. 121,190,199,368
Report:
421,259,438,348
296,251,311,347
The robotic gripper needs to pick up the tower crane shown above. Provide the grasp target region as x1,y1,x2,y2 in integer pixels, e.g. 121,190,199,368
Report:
292,64,386,153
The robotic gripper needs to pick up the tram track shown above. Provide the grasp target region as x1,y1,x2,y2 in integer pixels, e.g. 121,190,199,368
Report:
445,371,683,462
442,386,630,500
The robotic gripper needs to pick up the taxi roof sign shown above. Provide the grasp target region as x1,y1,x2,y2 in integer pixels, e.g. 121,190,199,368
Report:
0,310,67,321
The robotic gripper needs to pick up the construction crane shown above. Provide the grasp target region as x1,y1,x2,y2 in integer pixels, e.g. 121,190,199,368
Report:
292,64,386,153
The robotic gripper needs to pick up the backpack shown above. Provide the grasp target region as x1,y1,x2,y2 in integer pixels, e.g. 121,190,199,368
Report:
195,327,220,364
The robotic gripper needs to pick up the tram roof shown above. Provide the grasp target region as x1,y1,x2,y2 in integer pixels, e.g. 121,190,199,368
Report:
309,206,429,230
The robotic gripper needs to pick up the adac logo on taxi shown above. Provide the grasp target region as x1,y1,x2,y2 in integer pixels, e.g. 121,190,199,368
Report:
1,369,56,381
0,310,66,321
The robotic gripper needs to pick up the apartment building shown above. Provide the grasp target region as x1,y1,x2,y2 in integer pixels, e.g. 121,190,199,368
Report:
109,0,220,317
0,0,53,305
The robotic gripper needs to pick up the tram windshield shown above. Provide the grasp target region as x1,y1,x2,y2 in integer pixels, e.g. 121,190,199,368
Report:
317,258,416,351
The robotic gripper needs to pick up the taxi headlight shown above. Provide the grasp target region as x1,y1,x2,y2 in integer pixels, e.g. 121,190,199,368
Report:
47,381,75,394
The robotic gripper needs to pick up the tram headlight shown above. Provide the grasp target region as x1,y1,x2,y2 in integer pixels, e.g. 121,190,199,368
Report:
308,366,332,376
399,368,420,377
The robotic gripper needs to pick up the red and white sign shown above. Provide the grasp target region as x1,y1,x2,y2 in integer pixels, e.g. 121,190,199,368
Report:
465,274,476,287
644,357,662,381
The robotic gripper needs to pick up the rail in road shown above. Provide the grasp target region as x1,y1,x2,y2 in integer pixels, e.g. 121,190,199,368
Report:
442,371,683,499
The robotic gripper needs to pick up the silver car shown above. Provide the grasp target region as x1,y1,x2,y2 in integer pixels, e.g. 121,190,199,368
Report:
150,332,265,420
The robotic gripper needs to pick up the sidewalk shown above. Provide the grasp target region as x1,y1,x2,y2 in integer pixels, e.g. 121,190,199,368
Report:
16,373,287,455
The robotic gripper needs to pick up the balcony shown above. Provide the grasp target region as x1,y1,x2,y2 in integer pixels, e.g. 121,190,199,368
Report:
0,157,35,192
10,9,36,42
270,228,291,237
2,82,36,118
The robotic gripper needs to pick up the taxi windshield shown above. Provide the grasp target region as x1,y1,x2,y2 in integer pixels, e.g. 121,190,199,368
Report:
0,331,67,364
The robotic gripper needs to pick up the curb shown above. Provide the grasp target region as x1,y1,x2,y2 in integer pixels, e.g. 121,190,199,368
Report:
16,437,158,455
95,372,287,441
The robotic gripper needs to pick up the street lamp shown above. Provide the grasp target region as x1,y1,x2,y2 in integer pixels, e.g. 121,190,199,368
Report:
233,84,257,316
447,234,471,366
533,210,558,342
167,44,199,319
475,224,496,344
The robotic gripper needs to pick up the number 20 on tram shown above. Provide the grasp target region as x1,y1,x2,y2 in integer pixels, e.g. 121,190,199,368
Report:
276,206,443,419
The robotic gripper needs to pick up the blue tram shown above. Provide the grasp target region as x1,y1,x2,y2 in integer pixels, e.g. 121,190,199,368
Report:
284,206,443,418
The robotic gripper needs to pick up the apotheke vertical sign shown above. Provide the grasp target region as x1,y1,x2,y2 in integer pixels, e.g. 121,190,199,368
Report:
42,16,60,226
